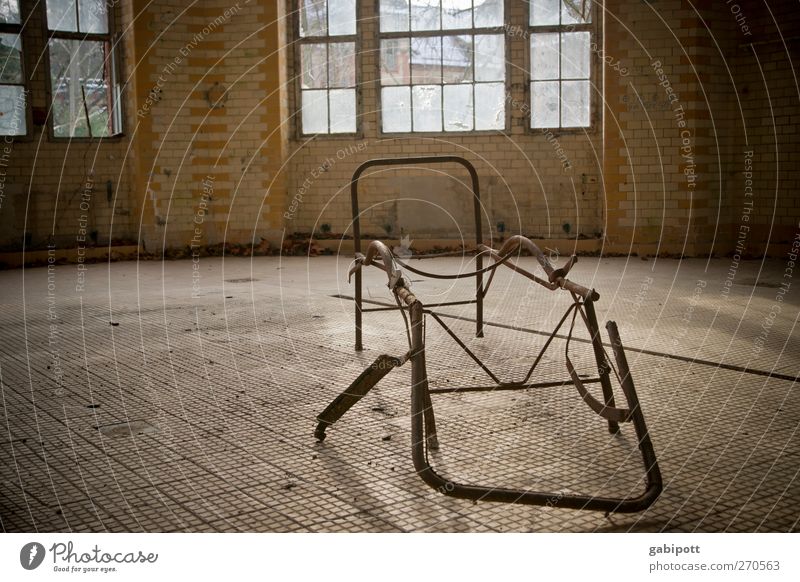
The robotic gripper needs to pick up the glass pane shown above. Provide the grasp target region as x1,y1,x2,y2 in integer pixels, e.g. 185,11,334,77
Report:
443,84,472,131
562,0,591,25
47,0,78,32
530,0,559,26
328,42,355,88
301,43,327,89
329,88,356,132
0,33,23,84
300,0,326,37
561,32,590,80
0,85,26,135
531,80,559,128
475,82,504,130
0,0,21,24
561,79,590,126
412,85,442,131
49,39,108,137
473,0,503,27
442,0,470,29
411,0,440,31
328,0,356,35
382,86,411,132
442,35,471,83
381,39,410,86
474,34,504,82
79,0,108,34
301,89,328,133
411,36,441,84
530,33,559,81
380,0,409,32
84,82,110,137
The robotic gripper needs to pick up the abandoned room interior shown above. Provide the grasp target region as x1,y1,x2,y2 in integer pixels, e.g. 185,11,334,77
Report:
0,0,798,538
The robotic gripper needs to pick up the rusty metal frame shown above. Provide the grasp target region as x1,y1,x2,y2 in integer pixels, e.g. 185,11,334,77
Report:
350,156,485,351
317,157,662,514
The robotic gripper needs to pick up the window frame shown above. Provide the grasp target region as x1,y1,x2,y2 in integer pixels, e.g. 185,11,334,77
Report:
293,0,361,139
376,0,510,136
525,0,599,134
41,1,124,142
0,1,32,140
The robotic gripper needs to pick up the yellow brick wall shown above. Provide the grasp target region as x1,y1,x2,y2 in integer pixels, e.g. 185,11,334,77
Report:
130,0,287,253
2,0,797,259
283,0,605,243
0,1,136,251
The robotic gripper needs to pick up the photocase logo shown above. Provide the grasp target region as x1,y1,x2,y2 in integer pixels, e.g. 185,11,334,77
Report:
20,542,46,570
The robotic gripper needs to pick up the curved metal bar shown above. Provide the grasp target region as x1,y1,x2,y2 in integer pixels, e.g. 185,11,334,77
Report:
483,236,599,301
357,240,403,288
350,156,485,349
493,235,557,279
393,250,516,280
408,301,662,513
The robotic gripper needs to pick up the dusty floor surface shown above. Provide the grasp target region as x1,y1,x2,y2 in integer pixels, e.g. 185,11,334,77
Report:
0,254,797,532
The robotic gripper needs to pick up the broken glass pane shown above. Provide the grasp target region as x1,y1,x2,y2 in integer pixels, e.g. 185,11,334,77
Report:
474,34,504,82
0,85,26,135
300,0,327,37
562,0,591,25
302,89,328,133
443,84,473,131
473,0,503,28
49,38,107,137
329,88,356,132
301,43,328,89
530,0,559,26
329,42,356,88
328,0,356,35
0,0,21,24
530,33,559,81
561,31,589,79
47,0,78,32
561,79,589,126
381,39,410,85
79,0,108,34
380,0,409,32
411,36,442,84
442,0,471,29
412,85,442,131
442,35,472,83
382,86,411,132
0,33,23,84
411,0,440,31
531,80,559,128
475,82,504,130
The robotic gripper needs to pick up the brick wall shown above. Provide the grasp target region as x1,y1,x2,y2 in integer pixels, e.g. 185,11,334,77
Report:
0,0,136,251
2,0,797,260
130,0,287,253
283,0,605,243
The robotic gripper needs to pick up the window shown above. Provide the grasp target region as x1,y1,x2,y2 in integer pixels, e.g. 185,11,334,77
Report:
45,0,122,138
0,0,27,136
297,0,357,135
529,0,592,129
379,0,505,133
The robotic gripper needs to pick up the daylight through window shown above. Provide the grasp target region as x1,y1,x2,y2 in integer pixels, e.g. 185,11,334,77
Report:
529,0,592,129
45,0,123,138
379,0,506,133
0,0,27,136
298,0,357,135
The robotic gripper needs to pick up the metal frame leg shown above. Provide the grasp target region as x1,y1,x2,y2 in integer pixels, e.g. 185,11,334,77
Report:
584,299,620,434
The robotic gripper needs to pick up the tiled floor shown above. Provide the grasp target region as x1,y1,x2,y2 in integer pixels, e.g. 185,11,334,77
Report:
0,254,797,532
